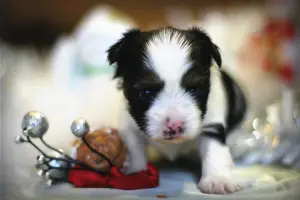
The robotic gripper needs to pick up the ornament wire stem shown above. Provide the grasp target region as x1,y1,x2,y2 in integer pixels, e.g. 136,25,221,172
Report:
40,137,73,159
26,136,47,157
26,136,109,175
45,157,108,175
37,160,105,175
82,136,114,167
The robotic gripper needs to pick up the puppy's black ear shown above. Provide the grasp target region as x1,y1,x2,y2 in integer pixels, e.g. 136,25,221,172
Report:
187,27,222,68
107,29,141,78
211,44,222,68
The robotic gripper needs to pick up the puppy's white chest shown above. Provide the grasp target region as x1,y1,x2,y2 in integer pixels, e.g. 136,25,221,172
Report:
147,139,196,161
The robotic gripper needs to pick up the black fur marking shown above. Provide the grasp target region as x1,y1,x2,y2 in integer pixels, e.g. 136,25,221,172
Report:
106,29,143,79
181,67,210,119
123,79,164,132
186,27,222,68
202,123,226,144
106,29,157,131
201,71,247,145
221,70,247,133
180,27,222,119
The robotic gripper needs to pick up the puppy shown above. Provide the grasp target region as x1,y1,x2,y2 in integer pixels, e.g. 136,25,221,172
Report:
107,27,247,194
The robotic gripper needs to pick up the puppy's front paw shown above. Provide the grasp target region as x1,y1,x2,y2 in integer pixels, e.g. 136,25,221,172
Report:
121,155,147,175
198,175,242,194
121,162,147,175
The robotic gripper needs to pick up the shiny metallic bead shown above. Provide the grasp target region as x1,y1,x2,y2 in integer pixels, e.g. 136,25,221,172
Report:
49,158,68,169
45,179,53,187
57,149,64,154
45,169,67,180
37,155,47,164
21,111,49,138
36,163,49,171
44,158,68,180
55,149,66,158
48,150,69,168
71,118,90,138
36,169,45,177
44,171,51,180
43,152,70,181
14,135,26,144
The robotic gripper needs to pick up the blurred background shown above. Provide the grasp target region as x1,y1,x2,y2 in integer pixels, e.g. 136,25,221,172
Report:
1,0,300,199
0,0,264,47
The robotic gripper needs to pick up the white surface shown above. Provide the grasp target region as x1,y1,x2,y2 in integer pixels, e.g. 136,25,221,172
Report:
14,164,300,200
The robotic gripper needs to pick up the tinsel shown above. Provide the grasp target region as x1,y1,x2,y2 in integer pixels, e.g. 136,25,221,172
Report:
229,0,300,170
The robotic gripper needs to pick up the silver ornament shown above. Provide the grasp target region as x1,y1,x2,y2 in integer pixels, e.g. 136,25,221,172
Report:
71,118,90,138
44,168,67,180
36,164,49,171
36,169,45,177
36,156,49,174
45,179,53,187
42,151,69,181
57,149,64,154
37,155,47,164
14,135,26,144
44,171,51,180
55,149,67,158
21,111,49,138
49,158,68,169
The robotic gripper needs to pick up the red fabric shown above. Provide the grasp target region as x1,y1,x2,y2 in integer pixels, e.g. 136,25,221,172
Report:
68,163,159,190
264,20,296,39
279,64,294,83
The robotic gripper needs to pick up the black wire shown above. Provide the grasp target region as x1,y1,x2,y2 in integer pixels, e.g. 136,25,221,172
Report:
26,136,47,156
43,165,106,172
47,158,110,175
26,136,109,175
40,137,73,160
82,136,113,167
37,160,110,177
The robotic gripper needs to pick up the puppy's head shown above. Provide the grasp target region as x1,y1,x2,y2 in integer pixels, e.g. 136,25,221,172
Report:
107,27,221,143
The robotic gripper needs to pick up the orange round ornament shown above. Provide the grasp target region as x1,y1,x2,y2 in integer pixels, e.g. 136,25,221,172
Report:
74,127,127,171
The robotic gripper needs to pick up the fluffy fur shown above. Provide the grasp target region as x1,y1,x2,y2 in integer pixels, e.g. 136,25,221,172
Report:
107,27,247,194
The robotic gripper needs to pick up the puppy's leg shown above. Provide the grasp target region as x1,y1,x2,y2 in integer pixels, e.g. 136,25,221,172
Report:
118,107,148,174
197,132,242,194
121,130,148,174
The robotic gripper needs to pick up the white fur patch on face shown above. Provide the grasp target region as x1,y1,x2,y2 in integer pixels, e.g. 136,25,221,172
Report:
143,31,202,140
145,88,202,140
144,30,192,82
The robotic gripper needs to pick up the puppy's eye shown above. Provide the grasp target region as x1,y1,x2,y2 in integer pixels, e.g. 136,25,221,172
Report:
143,89,152,96
139,89,155,100
187,87,201,96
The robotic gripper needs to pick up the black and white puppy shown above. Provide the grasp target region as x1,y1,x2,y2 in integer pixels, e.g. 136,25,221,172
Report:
107,27,247,194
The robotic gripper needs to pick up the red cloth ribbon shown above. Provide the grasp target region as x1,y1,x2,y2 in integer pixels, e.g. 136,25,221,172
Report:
264,20,296,39
68,163,159,190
